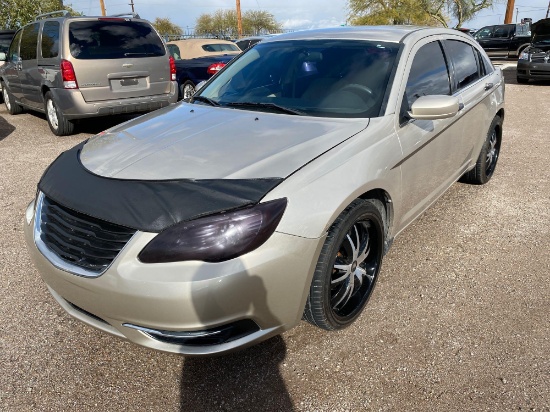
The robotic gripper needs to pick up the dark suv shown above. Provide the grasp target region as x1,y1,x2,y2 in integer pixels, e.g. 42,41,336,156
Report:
0,11,177,135
474,23,531,58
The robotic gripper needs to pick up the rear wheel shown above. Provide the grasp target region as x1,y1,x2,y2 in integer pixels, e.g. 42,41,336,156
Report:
44,91,75,136
303,199,385,330
180,81,196,100
460,115,502,185
2,82,24,115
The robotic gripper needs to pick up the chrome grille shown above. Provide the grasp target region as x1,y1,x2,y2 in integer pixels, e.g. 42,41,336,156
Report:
37,194,135,275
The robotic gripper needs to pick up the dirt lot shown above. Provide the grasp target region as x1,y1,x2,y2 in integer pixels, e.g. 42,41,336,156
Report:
0,66,548,411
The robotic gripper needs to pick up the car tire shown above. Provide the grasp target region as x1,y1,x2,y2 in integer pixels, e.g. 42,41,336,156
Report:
44,91,75,136
180,81,196,100
303,198,385,330
460,115,502,185
2,81,24,115
516,76,528,84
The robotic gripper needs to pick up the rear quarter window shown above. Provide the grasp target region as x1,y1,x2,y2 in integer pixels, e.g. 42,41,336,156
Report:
69,20,165,59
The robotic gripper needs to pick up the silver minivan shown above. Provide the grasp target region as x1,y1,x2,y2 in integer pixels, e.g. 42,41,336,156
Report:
0,11,178,135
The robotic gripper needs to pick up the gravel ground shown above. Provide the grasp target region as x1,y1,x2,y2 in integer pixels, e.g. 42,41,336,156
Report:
0,66,548,411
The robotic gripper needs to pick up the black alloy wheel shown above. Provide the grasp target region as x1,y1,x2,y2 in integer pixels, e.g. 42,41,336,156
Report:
304,199,385,330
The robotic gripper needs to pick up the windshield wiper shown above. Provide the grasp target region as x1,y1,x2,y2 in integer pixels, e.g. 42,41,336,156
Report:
192,96,220,106
226,102,304,115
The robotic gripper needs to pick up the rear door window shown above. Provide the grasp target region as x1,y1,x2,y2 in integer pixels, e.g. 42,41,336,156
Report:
493,26,511,38
41,21,60,58
20,23,39,60
443,40,481,90
68,20,165,59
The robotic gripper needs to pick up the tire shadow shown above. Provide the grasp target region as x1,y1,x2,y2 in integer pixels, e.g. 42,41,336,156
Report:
0,113,16,141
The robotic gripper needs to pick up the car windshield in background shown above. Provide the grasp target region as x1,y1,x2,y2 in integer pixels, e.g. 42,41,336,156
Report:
197,40,399,118
0,38,12,53
68,20,165,59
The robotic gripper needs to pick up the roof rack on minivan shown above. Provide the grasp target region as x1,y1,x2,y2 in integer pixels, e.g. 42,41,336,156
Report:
109,13,141,19
35,10,72,21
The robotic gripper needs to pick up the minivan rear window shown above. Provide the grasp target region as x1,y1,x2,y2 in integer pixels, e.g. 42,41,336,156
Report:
69,20,165,59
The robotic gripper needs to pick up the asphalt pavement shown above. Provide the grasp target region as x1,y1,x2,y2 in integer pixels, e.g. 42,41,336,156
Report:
0,65,548,411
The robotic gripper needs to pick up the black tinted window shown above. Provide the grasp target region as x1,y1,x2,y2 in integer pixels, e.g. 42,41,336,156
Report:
20,23,39,61
69,20,165,59
41,21,60,58
405,41,450,109
444,40,480,90
493,26,511,38
201,43,240,52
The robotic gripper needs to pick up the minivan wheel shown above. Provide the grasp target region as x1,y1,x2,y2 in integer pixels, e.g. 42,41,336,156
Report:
180,81,196,100
303,199,385,330
2,82,24,115
460,115,502,185
44,91,75,136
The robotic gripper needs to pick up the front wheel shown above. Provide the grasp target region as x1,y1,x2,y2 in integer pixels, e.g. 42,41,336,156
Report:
2,82,24,115
303,199,385,330
44,91,75,136
460,115,502,185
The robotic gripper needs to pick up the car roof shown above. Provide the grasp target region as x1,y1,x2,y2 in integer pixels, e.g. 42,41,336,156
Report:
260,25,474,44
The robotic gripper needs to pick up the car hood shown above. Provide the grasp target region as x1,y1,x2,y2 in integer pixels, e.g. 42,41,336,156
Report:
531,18,550,46
80,102,369,180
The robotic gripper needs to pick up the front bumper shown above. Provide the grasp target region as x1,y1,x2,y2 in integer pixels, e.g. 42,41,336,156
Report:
24,202,324,355
517,59,550,80
50,81,178,120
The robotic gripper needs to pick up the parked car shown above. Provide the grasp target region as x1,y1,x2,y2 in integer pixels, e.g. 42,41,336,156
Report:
0,11,177,136
474,22,531,58
0,30,16,102
517,18,550,83
24,26,504,356
167,43,234,99
167,38,241,59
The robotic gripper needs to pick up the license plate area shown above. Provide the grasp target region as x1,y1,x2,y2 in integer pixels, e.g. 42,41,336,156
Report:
110,77,148,91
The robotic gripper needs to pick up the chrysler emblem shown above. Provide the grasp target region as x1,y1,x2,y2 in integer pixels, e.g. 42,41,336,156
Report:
122,63,133,68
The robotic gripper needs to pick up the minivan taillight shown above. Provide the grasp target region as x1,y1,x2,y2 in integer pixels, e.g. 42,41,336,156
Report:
61,59,78,89
169,56,176,81
207,62,226,76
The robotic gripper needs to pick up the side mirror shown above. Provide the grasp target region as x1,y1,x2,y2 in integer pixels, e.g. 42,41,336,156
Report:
0,52,6,62
408,95,460,120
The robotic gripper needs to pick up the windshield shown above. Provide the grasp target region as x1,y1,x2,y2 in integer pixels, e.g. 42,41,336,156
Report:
0,38,12,54
197,39,400,118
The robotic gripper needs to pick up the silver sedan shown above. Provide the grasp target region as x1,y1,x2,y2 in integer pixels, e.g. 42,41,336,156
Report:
24,26,505,355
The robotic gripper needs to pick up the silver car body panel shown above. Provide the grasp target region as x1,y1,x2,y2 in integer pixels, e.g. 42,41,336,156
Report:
24,27,505,355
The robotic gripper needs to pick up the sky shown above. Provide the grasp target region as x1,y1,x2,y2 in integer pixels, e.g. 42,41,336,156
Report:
67,0,549,32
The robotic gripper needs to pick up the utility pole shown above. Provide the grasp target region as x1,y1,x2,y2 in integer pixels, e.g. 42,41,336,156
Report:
504,0,514,24
99,0,106,16
515,7,518,22
546,0,550,18
129,0,135,13
236,0,243,39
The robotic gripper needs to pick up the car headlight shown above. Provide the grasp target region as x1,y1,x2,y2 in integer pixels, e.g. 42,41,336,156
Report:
138,198,287,263
519,50,530,60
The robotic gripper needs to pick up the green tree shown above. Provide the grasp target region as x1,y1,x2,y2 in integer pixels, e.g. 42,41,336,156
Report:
195,9,281,38
151,17,183,36
449,0,496,28
0,0,81,30
347,0,448,26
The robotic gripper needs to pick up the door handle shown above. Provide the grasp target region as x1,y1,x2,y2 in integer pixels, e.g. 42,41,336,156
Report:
484,82,494,90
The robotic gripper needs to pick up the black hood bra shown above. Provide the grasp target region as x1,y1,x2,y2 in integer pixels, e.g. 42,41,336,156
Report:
38,142,283,233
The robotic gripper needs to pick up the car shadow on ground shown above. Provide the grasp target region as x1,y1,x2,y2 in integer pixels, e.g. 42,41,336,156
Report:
502,66,550,86
179,336,294,411
0,114,16,141
27,111,142,135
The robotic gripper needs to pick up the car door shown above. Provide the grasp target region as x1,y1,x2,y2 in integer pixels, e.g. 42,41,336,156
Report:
19,22,42,108
395,39,461,229
442,40,491,167
483,25,512,57
3,29,23,99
